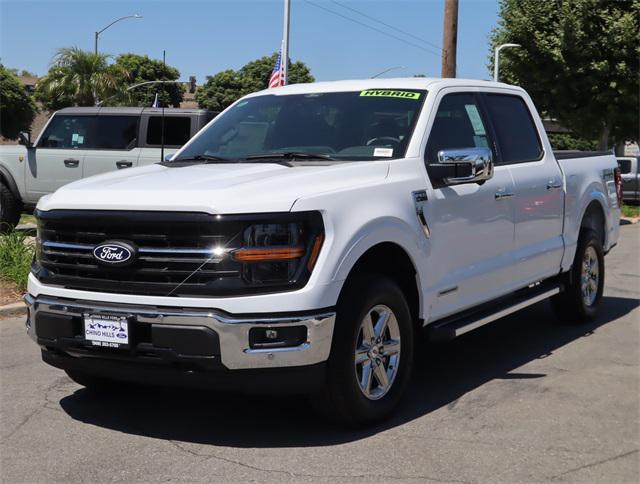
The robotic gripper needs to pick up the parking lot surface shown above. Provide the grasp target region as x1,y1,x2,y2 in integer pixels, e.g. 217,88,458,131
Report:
1,224,638,483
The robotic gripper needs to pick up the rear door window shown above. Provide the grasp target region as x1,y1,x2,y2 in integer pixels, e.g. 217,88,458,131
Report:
38,115,94,149
93,116,138,150
146,116,191,146
484,94,542,164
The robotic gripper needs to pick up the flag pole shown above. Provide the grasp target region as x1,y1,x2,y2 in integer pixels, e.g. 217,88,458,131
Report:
282,0,290,85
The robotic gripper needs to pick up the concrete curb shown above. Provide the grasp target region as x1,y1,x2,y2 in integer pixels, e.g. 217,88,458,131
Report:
0,301,26,318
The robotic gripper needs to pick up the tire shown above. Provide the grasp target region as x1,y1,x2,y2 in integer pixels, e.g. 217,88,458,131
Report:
0,182,21,233
65,370,116,391
551,229,605,323
314,274,415,425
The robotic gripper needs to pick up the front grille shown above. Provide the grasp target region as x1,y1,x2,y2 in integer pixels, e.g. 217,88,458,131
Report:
35,210,302,297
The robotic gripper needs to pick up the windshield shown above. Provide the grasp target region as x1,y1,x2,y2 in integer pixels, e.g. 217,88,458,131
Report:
176,89,427,162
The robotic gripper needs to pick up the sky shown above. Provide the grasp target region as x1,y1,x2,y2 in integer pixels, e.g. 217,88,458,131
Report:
0,0,500,83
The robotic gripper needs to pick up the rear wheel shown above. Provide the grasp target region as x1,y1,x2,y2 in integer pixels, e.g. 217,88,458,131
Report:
0,183,21,233
314,274,414,425
551,229,604,323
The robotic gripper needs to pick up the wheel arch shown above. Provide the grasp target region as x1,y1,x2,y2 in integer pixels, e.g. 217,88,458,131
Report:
336,241,422,330
0,165,21,200
580,199,606,247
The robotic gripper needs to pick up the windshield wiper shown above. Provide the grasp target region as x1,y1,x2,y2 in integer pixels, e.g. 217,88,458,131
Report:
170,154,233,163
243,152,338,162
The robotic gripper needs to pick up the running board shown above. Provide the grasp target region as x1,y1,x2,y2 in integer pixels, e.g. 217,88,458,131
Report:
426,281,562,342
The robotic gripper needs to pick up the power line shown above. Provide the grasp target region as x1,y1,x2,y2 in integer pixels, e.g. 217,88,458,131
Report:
302,0,442,58
330,0,443,53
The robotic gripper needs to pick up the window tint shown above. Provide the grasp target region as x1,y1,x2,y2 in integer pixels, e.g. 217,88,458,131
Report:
38,116,94,149
617,159,631,174
93,116,138,150
485,94,542,163
147,116,191,146
426,93,490,163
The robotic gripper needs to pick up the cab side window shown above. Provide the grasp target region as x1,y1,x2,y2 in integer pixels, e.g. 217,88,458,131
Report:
483,94,542,164
38,116,94,149
426,93,490,163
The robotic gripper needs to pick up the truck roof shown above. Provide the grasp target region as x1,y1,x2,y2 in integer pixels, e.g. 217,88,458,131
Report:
55,107,214,115
248,77,522,98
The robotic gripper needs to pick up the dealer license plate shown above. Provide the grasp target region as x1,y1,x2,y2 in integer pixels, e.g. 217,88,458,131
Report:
83,314,129,349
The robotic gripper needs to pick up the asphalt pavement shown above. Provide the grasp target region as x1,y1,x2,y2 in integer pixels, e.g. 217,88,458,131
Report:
1,224,639,483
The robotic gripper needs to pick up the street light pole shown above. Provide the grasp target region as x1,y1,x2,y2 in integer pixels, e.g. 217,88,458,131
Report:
493,43,521,82
94,14,143,55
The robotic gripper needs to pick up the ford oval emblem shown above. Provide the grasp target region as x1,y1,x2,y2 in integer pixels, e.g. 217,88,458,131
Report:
93,241,136,266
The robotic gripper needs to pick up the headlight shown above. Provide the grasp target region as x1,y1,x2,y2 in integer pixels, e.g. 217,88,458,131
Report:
232,214,324,287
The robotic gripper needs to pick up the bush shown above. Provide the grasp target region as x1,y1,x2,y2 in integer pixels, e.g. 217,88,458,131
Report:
0,64,37,139
0,230,34,291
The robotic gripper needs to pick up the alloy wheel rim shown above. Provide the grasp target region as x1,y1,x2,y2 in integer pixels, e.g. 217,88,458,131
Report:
354,304,401,400
581,245,599,307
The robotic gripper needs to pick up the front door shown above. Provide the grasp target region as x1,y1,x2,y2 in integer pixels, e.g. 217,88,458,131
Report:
25,114,93,202
422,91,516,321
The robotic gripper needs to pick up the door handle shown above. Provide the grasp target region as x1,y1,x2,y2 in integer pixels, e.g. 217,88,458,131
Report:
547,180,563,191
64,158,79,168
495,190,514,200
116,160,133,169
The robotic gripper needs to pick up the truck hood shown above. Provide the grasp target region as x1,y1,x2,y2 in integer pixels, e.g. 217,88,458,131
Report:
37,161,390,214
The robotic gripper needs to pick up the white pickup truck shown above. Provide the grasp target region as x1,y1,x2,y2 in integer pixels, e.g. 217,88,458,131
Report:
25,78,622,424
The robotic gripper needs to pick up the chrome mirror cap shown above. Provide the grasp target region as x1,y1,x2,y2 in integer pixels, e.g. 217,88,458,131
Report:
437,147,494,185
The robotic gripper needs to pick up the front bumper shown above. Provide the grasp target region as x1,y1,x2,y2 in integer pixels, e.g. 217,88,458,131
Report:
25,294,335,372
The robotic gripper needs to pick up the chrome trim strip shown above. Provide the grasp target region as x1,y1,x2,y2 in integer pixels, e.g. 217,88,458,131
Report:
42,240,219,255
24,295,335,370
454,287,560,337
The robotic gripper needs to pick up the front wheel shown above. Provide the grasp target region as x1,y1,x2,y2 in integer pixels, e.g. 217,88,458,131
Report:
551,229,605,323
314,274,414,425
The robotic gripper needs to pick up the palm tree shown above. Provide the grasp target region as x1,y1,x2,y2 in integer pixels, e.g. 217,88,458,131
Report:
36,47,128,108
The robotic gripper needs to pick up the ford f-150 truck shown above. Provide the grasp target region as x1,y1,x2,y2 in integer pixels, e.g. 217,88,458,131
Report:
0,107,216,230
25,78,622,424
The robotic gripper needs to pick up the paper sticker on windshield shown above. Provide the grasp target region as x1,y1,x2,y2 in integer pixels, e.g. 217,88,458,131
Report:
360,90,421,100
374,147,394,157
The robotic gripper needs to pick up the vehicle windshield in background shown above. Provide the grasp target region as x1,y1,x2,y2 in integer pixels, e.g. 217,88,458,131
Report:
175,89,427,162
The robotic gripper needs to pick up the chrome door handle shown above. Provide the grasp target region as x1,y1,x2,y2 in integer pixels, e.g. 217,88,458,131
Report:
64,158,79,167
116,160,133,169
495,191,514,200
547,180,563,191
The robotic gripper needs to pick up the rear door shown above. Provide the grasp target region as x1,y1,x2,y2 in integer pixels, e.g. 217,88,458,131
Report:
137,114,193,165
82,115,141,178
25,114,93,201
482,92,564,287
423,90,517,320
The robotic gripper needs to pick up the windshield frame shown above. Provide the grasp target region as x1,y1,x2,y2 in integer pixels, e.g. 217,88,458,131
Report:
171,88,429,164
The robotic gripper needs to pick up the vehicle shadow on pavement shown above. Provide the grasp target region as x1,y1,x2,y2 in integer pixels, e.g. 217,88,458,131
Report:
58,295,638,448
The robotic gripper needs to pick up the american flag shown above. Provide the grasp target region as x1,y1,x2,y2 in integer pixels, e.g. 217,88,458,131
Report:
269,50,285,88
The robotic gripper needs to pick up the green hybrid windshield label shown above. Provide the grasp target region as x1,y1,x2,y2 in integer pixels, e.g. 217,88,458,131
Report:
360,90,421,99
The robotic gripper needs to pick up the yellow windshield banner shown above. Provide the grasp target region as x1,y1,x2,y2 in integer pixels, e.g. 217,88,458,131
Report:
360,90,421,99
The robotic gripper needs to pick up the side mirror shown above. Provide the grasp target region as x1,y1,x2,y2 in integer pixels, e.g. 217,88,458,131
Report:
18,131,32,148
437,147,493,185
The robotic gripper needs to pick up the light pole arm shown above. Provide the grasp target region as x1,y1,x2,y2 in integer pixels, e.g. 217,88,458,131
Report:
94,14,142,55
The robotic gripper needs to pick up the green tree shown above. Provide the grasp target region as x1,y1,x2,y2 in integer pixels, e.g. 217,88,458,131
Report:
196,53,314,111
7,68,37,77
109,53,184,107
34,47,126,109
490,0,639,151
0,64,37,139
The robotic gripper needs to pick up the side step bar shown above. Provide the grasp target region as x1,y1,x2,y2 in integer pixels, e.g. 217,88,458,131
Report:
426,281,562,342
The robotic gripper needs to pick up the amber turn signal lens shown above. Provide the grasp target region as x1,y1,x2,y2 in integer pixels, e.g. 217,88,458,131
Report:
307,234,324,271
233,246,305,262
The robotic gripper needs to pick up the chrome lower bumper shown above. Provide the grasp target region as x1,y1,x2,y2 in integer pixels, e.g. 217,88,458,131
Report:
24,294,335,370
